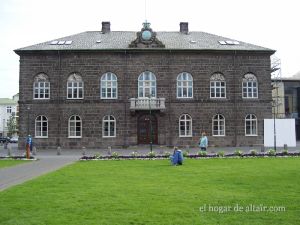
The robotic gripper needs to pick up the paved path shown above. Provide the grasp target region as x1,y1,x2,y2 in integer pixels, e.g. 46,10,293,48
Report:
0,154,79,191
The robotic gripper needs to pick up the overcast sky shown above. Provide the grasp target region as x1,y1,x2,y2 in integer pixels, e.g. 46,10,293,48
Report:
1,0,299,98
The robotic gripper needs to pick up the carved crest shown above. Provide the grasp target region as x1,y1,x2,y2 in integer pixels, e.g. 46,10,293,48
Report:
34,73,49,82
129,21,165,48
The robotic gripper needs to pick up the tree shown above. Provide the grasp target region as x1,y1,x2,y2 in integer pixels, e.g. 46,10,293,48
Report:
7,115,17,137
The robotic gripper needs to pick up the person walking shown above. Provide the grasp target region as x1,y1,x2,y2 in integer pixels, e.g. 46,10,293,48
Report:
199,132,208,151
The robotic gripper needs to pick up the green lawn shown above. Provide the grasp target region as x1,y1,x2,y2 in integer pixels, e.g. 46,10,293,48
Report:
0,160,29,169
0,158,299,225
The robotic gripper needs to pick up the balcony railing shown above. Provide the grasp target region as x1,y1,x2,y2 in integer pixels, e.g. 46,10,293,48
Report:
129,98,166,110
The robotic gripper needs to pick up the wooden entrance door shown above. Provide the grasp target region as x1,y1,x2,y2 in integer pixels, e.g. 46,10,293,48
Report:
138,114,158,144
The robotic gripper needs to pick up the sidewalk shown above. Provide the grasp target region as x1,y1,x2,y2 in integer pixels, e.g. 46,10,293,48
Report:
0,154,78,191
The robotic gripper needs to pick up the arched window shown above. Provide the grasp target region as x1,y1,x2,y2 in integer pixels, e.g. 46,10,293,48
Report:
101,72,118,99
210,73,226,98
179,114,192,137
69,115,82,138
177,72,193,98
103,115,116,137
33,73,50,99
35,115,48,138
67,73,84,99
242,73,258,98
138,71,156,98
212,114,225,136
245,114,257,136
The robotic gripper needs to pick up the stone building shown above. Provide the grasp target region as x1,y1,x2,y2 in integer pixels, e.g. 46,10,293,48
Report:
15,21,275,149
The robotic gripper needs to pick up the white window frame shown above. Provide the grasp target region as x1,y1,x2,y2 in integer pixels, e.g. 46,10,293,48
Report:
68,115,82,138
102,115,116,138
210,73,226,98
67,73,84,99
33,73,50,100
245,114,258,136
177,72,193,98
179,114,193,137
242,73,258,99
6,106,12,114
212,114,225,136
138,71,156,98
101,72,118,99
35,115,48,138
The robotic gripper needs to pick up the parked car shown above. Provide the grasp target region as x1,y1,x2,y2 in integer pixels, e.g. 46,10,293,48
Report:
10,137,18,143
0,137,10,143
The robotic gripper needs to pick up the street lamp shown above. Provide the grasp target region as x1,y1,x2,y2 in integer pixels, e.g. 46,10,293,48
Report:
2,119,5,136
272,84,279,152
148,96,153,153
27,106,30,136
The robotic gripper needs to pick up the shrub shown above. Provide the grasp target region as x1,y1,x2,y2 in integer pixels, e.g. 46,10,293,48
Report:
267,149,276,156
217,151,225,157
112,152,119,159
234,149,243,156
94,153,101,159
198,150,207,157
282,149,288,155
147,151,156,158
164,151,171,157
131,151,138,158
183,151,189,157
250,149,257,156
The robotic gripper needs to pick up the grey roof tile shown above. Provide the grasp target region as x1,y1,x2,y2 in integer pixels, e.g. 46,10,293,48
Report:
15,31,274,52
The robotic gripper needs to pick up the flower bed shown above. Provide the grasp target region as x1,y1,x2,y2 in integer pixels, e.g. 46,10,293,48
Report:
80,151,300,160
0,156,36,160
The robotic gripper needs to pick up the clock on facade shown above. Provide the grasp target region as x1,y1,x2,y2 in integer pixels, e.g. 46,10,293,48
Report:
141,30,152,41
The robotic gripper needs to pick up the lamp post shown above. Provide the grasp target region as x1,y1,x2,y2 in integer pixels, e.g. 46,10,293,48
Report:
2,119,5,136
272,84,278,152
26,106,31,159
148,96,153,153
273,110,277,151
27,106,30,136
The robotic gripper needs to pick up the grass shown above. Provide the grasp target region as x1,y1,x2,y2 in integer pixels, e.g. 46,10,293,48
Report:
0,160,29,169
0,158,299,225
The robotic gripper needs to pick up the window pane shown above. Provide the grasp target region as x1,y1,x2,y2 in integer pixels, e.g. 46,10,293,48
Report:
101,89,106,98
68,88,72,98
110,122,115,136
188,88,192,97
112,89,116,98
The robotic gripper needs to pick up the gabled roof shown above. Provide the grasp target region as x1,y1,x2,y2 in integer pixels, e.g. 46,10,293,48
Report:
15,31,275,53
0,98,17,105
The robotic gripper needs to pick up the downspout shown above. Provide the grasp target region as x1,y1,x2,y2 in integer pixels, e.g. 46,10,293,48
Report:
123,50,128,147
57,50,62,147
167,50,172,146
233,50,237,146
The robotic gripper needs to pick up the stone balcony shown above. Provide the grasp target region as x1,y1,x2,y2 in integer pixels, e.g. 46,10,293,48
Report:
129,98,166,111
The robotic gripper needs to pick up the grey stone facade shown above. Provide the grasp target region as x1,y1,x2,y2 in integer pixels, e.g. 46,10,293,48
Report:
15,22,274,149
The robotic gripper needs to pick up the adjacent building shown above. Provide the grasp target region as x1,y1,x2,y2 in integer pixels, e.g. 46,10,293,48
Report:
15,21,275,149
272,78,300,140
0,95,18,137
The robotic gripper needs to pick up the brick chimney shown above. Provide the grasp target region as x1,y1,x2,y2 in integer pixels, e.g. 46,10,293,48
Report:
101,21,111,33
180,22,189,34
